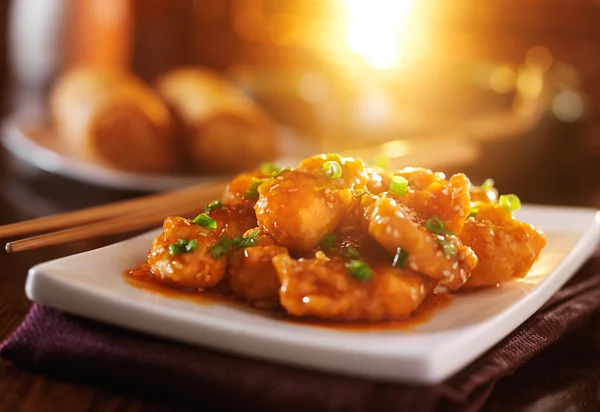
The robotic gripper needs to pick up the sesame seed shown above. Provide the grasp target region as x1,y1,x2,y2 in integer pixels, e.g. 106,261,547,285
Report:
442,270,451,277
459,209,465,216
436,251,443,258
452,262,458,269
326,202,334,209
393,229,399,238
452,205,460,211
442,189,449,195
385,226,392,234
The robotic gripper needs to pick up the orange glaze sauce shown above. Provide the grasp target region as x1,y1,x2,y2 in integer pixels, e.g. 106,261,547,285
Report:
126,263,452,331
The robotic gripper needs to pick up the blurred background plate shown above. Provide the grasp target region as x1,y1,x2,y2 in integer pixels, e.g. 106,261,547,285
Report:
1,113,317,192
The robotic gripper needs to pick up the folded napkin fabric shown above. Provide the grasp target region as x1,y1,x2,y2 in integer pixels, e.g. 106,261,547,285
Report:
2,250,600,412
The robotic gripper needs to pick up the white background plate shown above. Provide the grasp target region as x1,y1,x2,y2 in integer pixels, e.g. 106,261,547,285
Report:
0,116,315,192
25,205,600,384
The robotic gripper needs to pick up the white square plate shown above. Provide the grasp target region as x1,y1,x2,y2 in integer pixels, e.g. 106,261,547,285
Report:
25,205,600,384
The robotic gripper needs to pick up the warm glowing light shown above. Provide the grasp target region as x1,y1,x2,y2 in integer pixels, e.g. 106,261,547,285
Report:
344,0,416,70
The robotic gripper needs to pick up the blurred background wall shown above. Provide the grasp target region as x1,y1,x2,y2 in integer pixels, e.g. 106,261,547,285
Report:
0,0,599,205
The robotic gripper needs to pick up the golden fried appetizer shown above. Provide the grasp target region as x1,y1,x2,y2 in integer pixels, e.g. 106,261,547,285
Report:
365,167,391,195
131,153,547,324
460,202,546,288
227,230,287,303
148,216,226,289
50,67,175,173
208,203,258,240
395,167,446,191
273,254,429,321
396,173,471,236
155,67,279,173
221,165,276,207
255,154,368,252
361,194,478,290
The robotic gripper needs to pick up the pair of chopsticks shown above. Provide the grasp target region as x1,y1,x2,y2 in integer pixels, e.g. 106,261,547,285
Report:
1,179,229,253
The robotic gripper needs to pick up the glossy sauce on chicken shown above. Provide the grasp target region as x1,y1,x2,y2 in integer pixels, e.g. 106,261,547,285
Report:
128,154,547,323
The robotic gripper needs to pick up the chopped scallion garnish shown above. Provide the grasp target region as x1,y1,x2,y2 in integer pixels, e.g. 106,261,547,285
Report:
346,260,372,281
424,216,452,235
244,178,265,200
192,213,217,229
437,236,457,256
322,161,342,179
481,178,495,191
372,156,389,170
320,233,338,249
233,229,261,249
272,166,291,178
210,236,233,259
185,239,197,252
344,246,361,259
259,162,280,175
204,200,222,214
389,175,408,196
468,206,479,218
169,243,186,256
499,194,521,211
392,247,409,268
351,188,366,198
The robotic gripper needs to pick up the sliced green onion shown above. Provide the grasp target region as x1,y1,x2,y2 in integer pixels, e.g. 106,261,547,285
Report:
244,178,265,200
320,233,338,249
372,156,389,170
351,188,366,198
389,175,408,196
468,206,479,218
169,243,186,256
204,200,222,214
481,178,495,191
175,238,189,246
185,239,197,252
233,229,261,248
322,161,342,179
259,162,280,176
392,247,409,268
192,213,217,229
424,216,452,235
272,166,291,178
344,246,361,259
437,236,457,256
210,236,233,259
346,260,372,281
499,194,521,211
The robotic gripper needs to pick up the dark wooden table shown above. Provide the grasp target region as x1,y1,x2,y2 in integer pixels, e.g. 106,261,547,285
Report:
0,144,599,412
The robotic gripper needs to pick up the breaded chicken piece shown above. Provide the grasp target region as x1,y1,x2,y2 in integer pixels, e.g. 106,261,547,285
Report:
227,231,287,303
148,216,226,289
273,254,429,321
361,194,478,290
395,167,446,191
255,154,368,252
394,173,471,236
460,203,546,288
209,204,258,240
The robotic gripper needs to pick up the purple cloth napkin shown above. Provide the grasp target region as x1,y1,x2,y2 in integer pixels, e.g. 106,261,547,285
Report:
2,249,600,412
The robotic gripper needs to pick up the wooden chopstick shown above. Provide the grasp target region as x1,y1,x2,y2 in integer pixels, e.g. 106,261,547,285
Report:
4,180,227,253
0,178,229,239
